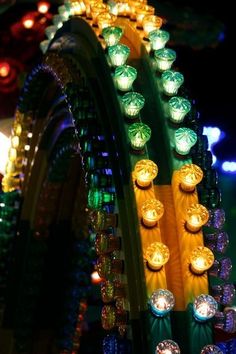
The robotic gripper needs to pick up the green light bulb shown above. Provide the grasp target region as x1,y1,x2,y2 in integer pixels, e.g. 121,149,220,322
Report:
121,92,145,118
161,70,184,96
168,97,191,123
128,123,151,152
174,127,197,155
45,25,57,40
108,44,130,67
148,29,170,50
102,26,123,47
40,40,50,54
114,65,137,91
154,48,176,72
88,188,115,209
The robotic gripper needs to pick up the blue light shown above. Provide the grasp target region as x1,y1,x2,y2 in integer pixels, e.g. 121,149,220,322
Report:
221,161,236,173
203,126,224,166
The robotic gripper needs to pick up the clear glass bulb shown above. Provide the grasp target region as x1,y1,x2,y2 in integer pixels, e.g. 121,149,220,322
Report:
200,345,223,354
193,294,218,322
150,289,175,317
156,340,180,354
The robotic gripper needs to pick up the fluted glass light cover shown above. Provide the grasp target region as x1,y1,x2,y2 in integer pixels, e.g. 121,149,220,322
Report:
134,159,158,187
168,96,191,123
150,289,175,317
174,127,197,155
190,246,214,274
141,198,164,227
214,307,236,333
88,209,117,232
142,15,163,37
121,92,145,118
101,305,116,330
102,26,123,47
179,163,203,192
156,340,180,354
108,44,130,67
114,65,137,91
161,70,184,96
211,283,235,305
148,29,170,50
193,294,218,322
200,345,223,354
186,203,209,232
128,123,151,151
205,231,229,254
154,48,176,72
145,242,170,270
209,257,232,280
95,232,120,255
52,14,63,28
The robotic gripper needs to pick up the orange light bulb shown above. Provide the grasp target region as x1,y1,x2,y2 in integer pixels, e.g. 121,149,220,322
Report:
0,62,10,78
186,203,209,232
37,1,50,14
190,246,214,275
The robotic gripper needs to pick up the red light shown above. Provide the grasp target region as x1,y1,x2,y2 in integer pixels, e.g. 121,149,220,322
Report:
0,62,10,78
91,270,103,284
22,15,34,29
37,1,50,14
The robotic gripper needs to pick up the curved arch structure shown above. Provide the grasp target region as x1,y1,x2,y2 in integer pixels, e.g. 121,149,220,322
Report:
0,3,235,354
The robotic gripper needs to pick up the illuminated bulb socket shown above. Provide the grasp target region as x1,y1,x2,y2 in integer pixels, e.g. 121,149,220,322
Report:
141,198,164,228
154,48,176,72
145,242,170,270
193,294,218,322
179,163,203,192
148,29,170,51
190,246,214,275
142,15,163,37
185,203,209,233
161,70,184,96
200,345,223,354
150,289,175,317
101,280,126,303
101,305,127,330
88,209,118,232
95,232,121,255
102,26,123,47
134,159,158,188
156,339,180,354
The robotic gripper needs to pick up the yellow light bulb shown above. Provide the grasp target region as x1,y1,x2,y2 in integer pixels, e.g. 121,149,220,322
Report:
179,164,203,192
190,246,214,275
11,136,20,149
141,198,164,227
97,12,117,31
134,159,158,188
142,15,162,37
9,147,17,162
146,242,170,270
186,203,209,232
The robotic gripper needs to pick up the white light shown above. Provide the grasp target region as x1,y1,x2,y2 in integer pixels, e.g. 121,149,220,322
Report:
0,132,11,175
203,126,222,149
222,161,236,172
